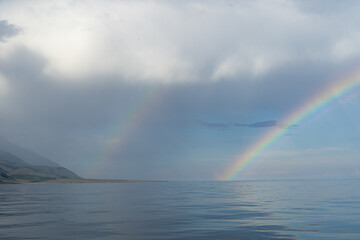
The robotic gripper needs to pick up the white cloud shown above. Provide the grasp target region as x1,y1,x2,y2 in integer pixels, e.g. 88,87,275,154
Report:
331,32,360,61
0,0,360,83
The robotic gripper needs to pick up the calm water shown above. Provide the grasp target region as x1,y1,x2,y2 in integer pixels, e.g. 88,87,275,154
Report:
0,180,360,240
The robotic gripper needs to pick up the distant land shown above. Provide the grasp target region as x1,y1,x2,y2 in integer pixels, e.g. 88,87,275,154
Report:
0,136,141,184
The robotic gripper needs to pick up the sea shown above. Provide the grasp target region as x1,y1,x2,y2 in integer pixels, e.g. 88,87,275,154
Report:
0,179,359,240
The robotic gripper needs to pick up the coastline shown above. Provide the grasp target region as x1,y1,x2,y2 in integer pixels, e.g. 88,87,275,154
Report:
2,179,160,184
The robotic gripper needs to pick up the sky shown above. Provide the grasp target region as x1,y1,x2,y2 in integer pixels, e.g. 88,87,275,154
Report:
0,0,360,180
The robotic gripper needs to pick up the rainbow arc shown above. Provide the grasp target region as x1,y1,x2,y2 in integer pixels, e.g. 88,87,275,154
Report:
220,69,360,180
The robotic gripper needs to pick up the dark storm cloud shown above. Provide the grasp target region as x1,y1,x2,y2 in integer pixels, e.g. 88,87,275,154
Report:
0,48,165,169
0,46,196,179
0,20,20,41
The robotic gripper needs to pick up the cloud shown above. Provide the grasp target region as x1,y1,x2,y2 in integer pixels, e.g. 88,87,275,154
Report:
0,1,359,180
1,0,360,82
247,120,278,128
198,121,231,130
199,120,297,130
0,19,20,42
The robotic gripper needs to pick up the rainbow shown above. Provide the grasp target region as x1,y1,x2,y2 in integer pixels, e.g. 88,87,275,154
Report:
86,85,167,178
220,68,360,180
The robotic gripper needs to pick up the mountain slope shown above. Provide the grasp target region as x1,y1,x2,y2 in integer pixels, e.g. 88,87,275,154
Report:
0,136,60,167
0,150,80,182
0,167,17,183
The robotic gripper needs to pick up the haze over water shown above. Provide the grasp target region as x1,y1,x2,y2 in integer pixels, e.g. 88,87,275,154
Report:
1,180,360,239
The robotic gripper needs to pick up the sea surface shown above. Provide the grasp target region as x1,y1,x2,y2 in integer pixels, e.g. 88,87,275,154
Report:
0,179,360,240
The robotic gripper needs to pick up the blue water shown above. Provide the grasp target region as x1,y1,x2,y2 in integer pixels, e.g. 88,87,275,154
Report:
0,180,360,239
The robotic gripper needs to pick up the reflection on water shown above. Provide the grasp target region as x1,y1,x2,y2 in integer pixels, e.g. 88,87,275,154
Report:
0,180,360,239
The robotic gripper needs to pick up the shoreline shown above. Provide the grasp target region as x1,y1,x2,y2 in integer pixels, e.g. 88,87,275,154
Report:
2,179,161,184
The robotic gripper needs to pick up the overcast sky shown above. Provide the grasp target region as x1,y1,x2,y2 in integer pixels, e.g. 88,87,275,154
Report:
1,0,360,180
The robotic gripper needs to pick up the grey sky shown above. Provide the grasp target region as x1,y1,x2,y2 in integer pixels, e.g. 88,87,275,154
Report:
0,0,360,180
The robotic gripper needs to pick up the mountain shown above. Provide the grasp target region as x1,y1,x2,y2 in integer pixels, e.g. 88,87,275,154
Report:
0,136,60,167
0,137,80,183
0,166,17,183
0,150,80,182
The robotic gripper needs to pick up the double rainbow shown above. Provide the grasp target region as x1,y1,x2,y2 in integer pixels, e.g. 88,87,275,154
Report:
220,69,360,180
